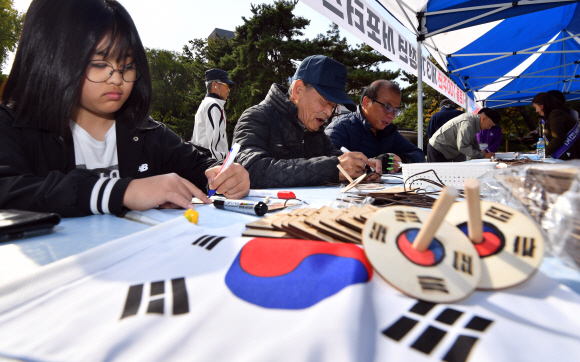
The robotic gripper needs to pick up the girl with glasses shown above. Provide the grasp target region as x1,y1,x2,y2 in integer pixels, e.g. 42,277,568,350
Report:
0,0,249,217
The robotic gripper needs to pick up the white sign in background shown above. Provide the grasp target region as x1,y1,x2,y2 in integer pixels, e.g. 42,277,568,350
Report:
301,0,474,110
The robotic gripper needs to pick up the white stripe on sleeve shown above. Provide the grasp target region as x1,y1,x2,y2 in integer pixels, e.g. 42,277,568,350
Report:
101,178,119,214
90,177,108,215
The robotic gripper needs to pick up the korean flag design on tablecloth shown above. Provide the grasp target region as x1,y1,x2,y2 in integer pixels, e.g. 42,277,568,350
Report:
0,217,579,361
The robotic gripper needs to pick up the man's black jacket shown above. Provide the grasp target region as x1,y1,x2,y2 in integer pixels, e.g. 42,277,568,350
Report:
233,84,341,188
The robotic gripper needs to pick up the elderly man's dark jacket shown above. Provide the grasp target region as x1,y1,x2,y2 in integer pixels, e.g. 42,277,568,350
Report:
233,84,341,188
325,106,425,164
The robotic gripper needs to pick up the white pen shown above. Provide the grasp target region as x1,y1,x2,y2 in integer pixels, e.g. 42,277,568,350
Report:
208,143,241,197
247,190,296,199
340,147,375,173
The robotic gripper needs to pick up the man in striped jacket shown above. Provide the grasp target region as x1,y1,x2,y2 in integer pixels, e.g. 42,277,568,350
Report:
191,69,234,161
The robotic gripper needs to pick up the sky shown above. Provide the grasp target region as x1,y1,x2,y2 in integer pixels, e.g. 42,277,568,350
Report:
5,0,414,79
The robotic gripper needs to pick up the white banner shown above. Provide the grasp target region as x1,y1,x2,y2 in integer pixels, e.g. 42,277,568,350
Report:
301,0,469,108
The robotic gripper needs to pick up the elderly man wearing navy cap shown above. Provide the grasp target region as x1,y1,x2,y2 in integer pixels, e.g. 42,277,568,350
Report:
191,68,234,161
233,55,381,188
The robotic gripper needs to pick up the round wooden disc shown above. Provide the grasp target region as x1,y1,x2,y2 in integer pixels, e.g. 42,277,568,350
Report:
362,206,481,303
447,201,545,290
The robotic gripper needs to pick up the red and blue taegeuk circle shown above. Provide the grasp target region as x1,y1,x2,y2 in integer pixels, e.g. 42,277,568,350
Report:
225,238,373,309
456,222,505,258
396,228,445,266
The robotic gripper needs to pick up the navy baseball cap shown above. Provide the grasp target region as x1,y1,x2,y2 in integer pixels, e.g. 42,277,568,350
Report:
205,68,234,85
293,55,356,112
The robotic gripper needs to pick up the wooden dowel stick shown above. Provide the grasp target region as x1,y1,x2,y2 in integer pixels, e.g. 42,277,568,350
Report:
464,178,484,244
336,164,354,184
412,186,459,252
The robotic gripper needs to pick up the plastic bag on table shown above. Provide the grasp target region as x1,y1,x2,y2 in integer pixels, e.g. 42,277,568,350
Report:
477,160,580,271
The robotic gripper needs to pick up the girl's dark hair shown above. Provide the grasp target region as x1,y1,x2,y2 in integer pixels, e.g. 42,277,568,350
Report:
532,92,565,118
2,0,152,135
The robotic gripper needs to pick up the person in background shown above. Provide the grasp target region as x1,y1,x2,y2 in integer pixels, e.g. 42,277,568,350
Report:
325,80,425,174
233,55,381,188
547,90,579,121
427,109,501,162
0,0,249,217
427,99,464,139
191,68,234,161
476,108,502,153
532,92,580,160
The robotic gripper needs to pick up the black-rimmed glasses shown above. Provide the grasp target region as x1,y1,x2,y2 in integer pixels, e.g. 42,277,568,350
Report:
371,99,403,117
85,60,140,83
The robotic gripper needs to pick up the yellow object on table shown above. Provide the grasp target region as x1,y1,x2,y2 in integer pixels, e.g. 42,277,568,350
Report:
183,209,199,224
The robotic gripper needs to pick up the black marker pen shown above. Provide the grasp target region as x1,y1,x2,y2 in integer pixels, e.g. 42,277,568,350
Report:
213,200,268,216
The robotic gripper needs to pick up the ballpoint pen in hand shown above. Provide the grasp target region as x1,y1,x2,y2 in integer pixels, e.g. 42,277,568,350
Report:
208,143,241,198
340,146,376,174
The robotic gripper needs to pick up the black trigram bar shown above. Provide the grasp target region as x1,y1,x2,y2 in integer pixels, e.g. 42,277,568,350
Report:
513,236,536,257
407,212,421,223
147,280,165,314
206,236,226,250
418,276,449,293
193,235,214,246
436,308,463,325
147,299,164,314
172,278,189,315
395,210,406,222
443,335,478,362
395,211,421,223
453,251,473,275
485,206,513,223
192,235,226,250
121,278,189,319
121,284,143,319
411,325,447,354
369,222,387,243
409,301,436,316
465,316,493,332
382,316,418,341
150,280,164,296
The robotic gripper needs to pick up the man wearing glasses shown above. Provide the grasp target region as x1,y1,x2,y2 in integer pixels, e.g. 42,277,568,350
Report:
233,55,381,188
325,80,425,174
191,69,234,161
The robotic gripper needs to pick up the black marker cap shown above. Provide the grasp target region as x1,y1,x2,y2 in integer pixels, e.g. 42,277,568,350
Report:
254,202,268,216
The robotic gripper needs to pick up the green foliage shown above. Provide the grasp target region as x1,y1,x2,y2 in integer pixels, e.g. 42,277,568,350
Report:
147,48,197,139
0,0,23,71
309,24,399,105
395,68,441,149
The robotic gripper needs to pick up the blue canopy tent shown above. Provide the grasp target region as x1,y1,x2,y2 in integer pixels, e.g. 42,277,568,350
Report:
375,0,580,108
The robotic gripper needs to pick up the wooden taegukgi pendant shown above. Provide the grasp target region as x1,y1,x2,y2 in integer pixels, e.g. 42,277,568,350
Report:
362,186,482,303
446,179,544,290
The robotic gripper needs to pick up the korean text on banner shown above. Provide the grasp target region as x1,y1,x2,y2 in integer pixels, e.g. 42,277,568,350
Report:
301,0,467,108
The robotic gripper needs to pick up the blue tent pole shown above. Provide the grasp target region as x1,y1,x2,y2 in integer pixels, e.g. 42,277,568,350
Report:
417,40,424,150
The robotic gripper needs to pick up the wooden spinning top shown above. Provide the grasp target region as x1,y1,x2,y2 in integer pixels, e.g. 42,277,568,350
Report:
362,186,481,303
337,164,367,193
446,179,545,290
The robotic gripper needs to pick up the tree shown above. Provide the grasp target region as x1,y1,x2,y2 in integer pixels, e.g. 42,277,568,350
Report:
0,0,23,72
309,23,399,105
394,69,441,149
147,48,197,139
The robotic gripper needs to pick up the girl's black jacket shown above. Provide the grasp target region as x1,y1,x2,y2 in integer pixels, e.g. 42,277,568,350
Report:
0,104,216,217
